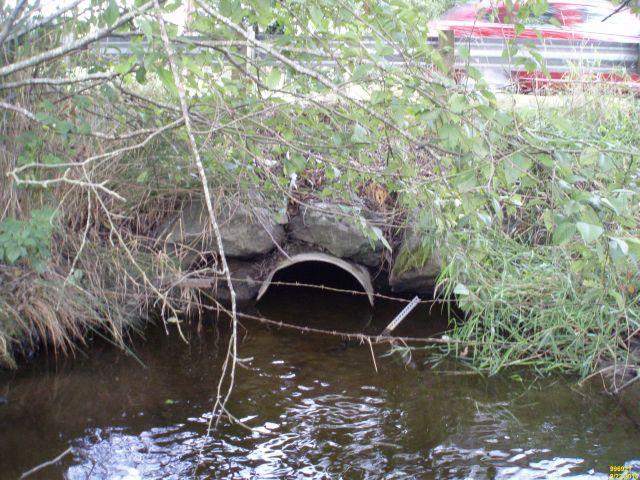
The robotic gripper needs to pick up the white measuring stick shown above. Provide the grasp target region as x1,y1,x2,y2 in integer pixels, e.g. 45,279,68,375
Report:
380,296,420,336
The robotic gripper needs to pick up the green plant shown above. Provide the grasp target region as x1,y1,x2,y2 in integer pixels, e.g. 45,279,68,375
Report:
0,209,56,272
429,90,640,376
0,0,638,387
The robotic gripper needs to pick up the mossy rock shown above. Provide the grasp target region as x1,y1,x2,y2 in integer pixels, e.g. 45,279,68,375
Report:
389,211,441,294
158,196,286,265
289,202,385,267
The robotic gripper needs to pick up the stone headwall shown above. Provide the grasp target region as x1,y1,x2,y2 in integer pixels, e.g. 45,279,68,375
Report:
157,197,441,303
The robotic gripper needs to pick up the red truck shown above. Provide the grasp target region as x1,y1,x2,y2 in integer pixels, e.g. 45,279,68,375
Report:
430,0,640,89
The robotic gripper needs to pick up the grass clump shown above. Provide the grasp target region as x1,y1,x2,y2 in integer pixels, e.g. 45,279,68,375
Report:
441,233,639,376
427,88,640,382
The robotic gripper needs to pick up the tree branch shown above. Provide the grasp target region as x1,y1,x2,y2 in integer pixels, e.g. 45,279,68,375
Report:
0,0,28,46
0,0,155,78
154,0,239,430
0,71,117,90
6,0,84,43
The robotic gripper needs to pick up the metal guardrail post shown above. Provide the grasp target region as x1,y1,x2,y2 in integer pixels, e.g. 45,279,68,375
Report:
230,26,253,88
438,29,455,76
246,26,255,74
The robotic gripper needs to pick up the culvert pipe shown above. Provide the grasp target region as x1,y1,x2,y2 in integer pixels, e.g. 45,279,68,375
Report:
256,252,375,306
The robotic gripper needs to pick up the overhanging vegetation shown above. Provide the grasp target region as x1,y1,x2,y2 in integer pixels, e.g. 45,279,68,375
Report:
0,0,638,398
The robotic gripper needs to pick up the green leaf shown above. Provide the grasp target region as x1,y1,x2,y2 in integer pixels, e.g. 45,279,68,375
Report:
453,283,470,296
550,114,573,134
552,222,576,245
503,154,532,185
477,211,492,226
5,244,21,263
458,45,470,61
514,23,525,35
452,169,477,192
32,258,46,273
139,19,153,41
157,67,178,96
284,153,306,174
163,1,182,14
609,237,629,256
114,55,136,75
351,64,372,82
219,0,234,17
264,68,282,89
309,5,324,27
370,90,387,105
627,238,640,257
579,147,599,166
439,123,462,149
576,222,603,244
136,170,149,183
136,66,147,84
104,0,119,27
351,124,369,144
448,94,466,114
371,226,391,251
375,44,394,57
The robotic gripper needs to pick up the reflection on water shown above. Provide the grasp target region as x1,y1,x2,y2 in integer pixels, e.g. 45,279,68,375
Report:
0,285,639,479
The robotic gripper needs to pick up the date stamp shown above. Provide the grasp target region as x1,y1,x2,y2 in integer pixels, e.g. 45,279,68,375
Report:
610,466,639,479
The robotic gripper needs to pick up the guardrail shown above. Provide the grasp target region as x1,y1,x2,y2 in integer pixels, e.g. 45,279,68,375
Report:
97,31,640,83
457,36,639,74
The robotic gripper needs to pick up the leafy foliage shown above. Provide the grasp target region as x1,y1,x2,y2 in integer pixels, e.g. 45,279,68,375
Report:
0,0,638,378
0,209,56,272
433,94,640,374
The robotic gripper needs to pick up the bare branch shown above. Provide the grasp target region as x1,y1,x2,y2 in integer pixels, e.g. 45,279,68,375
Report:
0,100,182,141
0,100,37,120
154,0,239,431
0,71,117,90
6,0,85,43
0,0,28,46
0,0,155,78
8,170,126,201
20,447,73,479
10,117,184,175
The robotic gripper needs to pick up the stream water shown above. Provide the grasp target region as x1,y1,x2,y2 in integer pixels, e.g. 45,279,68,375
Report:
1,266,639,479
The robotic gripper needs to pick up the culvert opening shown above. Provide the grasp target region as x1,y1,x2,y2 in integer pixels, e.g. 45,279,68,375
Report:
266,261,363,292
256,253,374,306
254,253,450,339
256,255,375,332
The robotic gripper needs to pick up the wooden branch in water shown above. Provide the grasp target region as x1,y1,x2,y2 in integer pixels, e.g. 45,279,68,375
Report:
20,447,73,479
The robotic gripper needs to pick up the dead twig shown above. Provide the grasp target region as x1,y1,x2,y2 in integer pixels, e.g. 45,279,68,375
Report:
20,447,73,479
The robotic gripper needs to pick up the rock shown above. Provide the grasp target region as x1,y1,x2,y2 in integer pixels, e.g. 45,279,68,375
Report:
389,211,441,294
175,258,269,305
208,259,264,305
289,203,385,267
159,197,285,264
613,342,640,427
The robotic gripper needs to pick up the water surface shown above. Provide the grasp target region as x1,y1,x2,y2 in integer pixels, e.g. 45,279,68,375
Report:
0,282,639,479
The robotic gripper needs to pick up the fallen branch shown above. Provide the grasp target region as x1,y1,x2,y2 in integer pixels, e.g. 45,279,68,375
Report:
154,0,239,433
20,447,73,479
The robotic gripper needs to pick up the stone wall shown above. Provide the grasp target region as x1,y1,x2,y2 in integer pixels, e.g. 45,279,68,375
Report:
158,197,441,303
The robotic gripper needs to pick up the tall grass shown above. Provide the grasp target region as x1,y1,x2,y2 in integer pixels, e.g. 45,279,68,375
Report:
441,233,639,376
431,86,640,382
